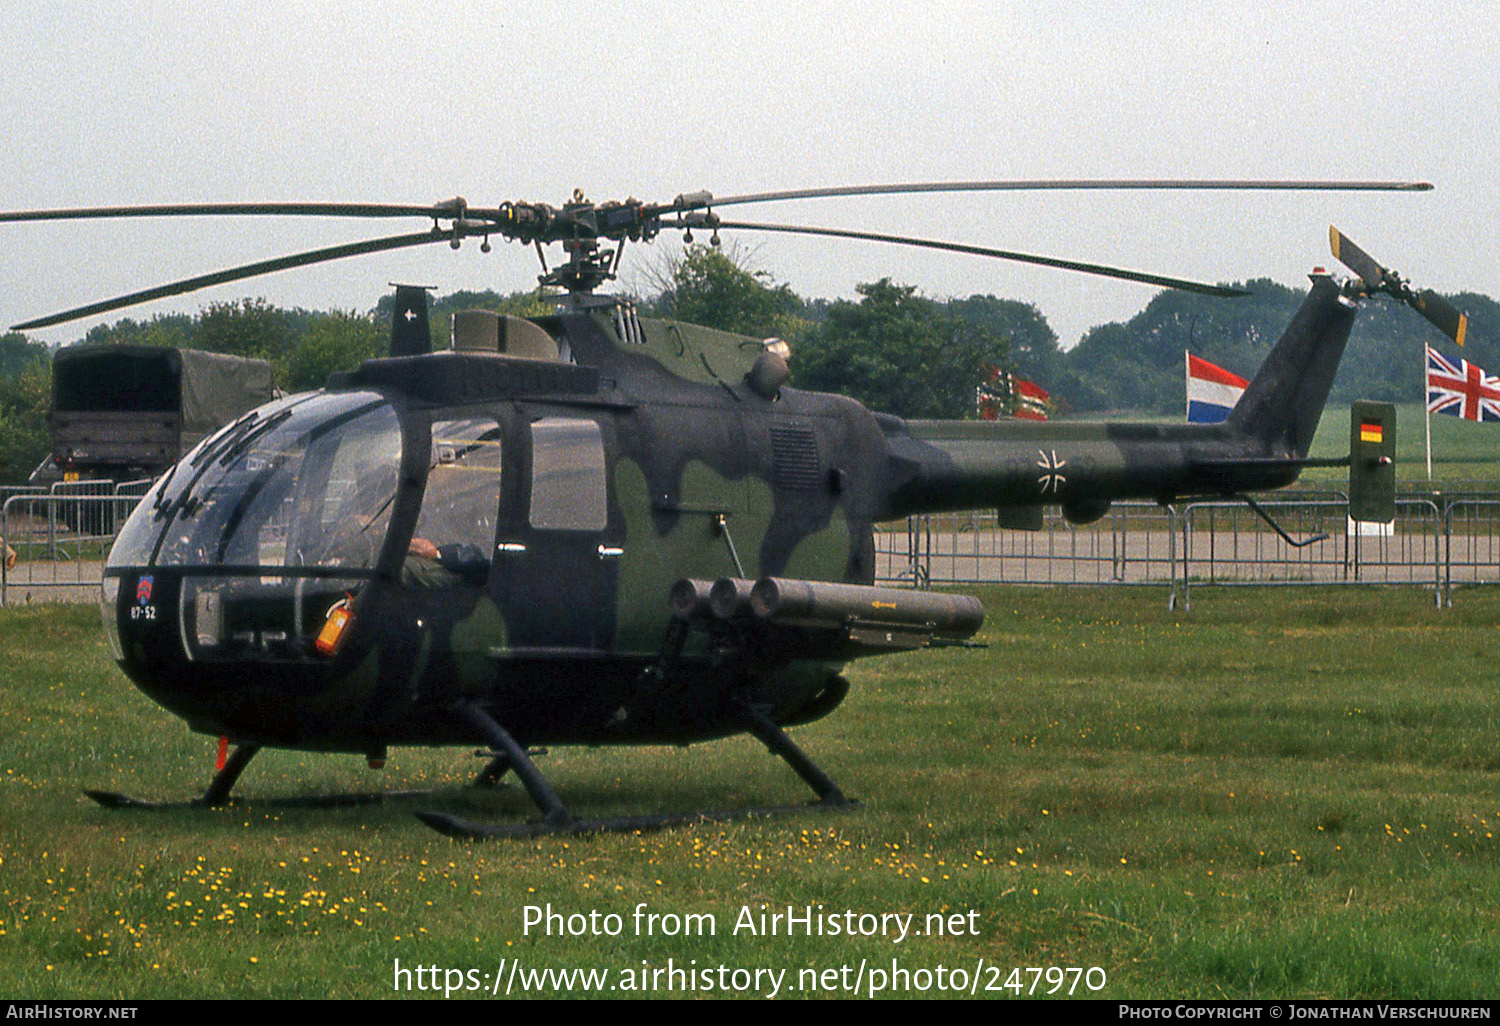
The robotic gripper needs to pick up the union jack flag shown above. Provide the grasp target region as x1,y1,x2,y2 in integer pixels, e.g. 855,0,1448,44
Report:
1427,345,1500,421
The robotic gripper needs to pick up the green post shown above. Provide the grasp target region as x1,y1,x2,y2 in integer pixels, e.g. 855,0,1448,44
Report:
1348,400,1396,524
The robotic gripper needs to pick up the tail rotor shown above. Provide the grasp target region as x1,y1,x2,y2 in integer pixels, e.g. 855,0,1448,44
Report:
1329,226,1467,345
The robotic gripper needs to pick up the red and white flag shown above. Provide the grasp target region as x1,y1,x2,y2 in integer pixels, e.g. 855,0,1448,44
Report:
1010,376,1049,421
1186,352,1248,424
977,367,1049,421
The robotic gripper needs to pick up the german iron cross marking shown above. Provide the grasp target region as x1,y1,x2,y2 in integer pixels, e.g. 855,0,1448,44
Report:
1037,449,1067,494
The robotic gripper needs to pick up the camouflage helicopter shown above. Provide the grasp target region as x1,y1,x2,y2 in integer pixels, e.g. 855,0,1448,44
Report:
0,181,1466,838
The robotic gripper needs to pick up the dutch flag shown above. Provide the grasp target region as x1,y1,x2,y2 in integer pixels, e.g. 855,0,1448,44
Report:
1186,352,1248,424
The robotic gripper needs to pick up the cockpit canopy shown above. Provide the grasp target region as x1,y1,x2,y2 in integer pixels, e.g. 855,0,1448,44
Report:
109,391,401,572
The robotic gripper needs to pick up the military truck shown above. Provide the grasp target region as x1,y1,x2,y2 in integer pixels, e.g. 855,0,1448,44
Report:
36,345,275,486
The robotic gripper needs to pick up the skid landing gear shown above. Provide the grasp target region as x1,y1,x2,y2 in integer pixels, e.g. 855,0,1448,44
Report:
84,698,854,836
85,744,266,810
414,699,854,840
469,744,549,788
84,743,429,811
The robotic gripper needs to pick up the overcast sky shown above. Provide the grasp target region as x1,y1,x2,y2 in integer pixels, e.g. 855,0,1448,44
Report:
2,1,1493,350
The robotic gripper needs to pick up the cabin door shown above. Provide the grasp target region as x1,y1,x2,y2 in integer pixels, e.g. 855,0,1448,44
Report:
493,412,619,650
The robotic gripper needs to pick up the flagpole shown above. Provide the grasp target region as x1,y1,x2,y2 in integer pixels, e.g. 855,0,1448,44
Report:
1424,344,1433,481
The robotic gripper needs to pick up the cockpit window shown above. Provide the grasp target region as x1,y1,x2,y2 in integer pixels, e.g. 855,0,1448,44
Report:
411,418,503,559
109,393,310,568
529,417,607,531
292,405,402,568
117,392,401,571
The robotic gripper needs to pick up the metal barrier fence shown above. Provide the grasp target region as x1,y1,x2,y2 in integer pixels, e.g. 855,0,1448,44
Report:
875,503,1183,590
1441,498,1500,604
876,493,1500,609
1174,497,1444,609
6,484,1500,608
1,484,147,605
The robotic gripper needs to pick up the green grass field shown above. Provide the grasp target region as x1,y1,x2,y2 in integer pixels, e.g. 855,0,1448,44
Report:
2,588,1499,1000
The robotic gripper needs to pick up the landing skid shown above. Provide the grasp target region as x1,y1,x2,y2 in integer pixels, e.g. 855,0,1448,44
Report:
84,743,432,811
417,800,853,840
416,699,855,840
83,788,432,811
84,700,857,838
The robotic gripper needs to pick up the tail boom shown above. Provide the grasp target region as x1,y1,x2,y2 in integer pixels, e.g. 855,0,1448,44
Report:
878,274,1359,520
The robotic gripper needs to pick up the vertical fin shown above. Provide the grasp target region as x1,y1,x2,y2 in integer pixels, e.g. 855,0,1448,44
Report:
389,284,432,357
1225,274,1358,458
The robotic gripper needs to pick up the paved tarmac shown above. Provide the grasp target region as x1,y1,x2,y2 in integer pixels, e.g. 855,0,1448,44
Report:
2,560,107,605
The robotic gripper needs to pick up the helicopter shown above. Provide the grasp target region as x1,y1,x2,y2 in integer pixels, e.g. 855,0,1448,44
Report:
0,181,1468,838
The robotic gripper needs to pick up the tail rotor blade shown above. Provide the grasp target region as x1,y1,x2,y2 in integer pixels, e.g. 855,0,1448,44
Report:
1328,225,1468,346
1412,289,1469,347
1328,226,1385,288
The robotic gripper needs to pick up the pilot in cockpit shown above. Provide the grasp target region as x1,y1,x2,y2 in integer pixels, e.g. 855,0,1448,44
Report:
401,424,502,587
404,535,489,586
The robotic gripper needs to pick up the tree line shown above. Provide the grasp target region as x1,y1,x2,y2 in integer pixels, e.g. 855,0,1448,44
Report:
1,247,1494,482
639,247,1500,416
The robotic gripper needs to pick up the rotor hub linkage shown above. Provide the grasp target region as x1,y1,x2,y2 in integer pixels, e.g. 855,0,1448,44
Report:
424,191,728,294
476,193,691,292
1328,226,1467,346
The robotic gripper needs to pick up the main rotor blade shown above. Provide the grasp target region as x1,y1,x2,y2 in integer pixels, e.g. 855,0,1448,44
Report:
708,219,1249,298
691,179,1433,212
12,230,445,331
0,201,465,224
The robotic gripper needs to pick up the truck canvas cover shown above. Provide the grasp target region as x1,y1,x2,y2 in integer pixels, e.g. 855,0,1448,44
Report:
47,346,276,479
53,345,274,436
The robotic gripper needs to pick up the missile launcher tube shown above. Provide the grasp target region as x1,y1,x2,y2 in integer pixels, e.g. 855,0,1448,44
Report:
749,577,984,639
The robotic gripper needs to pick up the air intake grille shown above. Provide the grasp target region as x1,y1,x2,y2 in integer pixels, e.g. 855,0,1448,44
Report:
771,425,821,491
